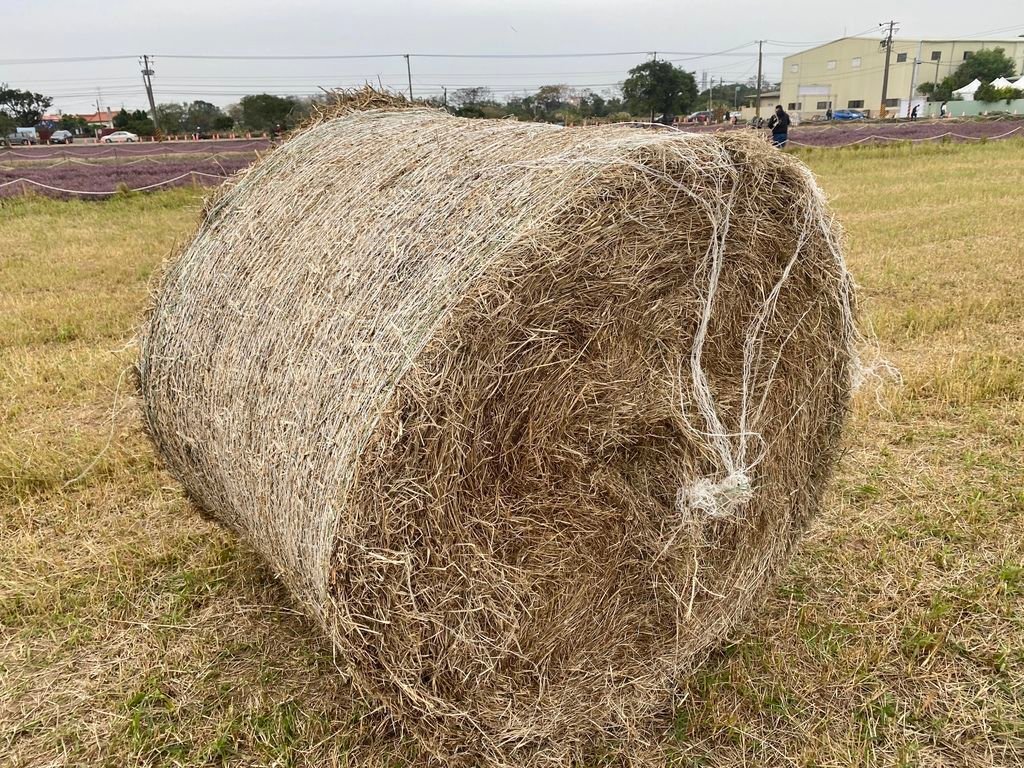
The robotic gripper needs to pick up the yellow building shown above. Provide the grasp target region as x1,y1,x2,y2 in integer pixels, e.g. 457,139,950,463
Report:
780,36,1024,120
738,90,780,122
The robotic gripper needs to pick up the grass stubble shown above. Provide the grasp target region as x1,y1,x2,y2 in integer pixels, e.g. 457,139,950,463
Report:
1,140,1022,767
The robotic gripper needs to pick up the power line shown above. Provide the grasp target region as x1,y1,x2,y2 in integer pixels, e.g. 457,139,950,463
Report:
955,23,1024,39
0,55,138,65
0,48,790,66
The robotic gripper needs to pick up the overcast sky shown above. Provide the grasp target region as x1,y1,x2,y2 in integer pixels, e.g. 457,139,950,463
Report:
3,0,1022,114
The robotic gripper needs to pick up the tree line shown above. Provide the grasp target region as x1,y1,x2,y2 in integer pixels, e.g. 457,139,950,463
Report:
2,61,734,139
5,49,1021,142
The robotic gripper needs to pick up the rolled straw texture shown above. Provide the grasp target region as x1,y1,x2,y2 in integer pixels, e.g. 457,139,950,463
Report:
138,106,856,766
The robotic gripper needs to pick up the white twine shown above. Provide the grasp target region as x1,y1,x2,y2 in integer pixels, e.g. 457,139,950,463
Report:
675,470,753,520
674,159,861,525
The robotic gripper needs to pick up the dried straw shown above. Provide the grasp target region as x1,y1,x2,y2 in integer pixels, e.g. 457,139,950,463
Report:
138,96,857,766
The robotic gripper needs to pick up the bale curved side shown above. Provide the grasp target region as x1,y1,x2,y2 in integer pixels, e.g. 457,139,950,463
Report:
138,110,855,766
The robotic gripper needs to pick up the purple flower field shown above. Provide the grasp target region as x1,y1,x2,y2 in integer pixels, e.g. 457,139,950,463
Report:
0,156,258,199
0,141,266,199
1,138,270,160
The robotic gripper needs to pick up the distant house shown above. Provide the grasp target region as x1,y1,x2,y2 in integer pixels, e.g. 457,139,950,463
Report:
41,109,118,130
78,109,118,129
739,90,780,122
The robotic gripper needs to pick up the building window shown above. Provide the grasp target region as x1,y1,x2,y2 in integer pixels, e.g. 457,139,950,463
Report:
884,98,900,108
787,102,802,110
851,57,862,68
790,63,799,73
848,100,865,109
827,59,837,70
963,51,974,60
816,100,830,110
930,50,941,61
896,52,908,62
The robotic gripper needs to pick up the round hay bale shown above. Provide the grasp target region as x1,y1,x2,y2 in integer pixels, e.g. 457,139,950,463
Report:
138,106,857,765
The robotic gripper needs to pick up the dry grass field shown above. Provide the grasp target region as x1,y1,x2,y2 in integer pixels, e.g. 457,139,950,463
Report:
2,139,1022,767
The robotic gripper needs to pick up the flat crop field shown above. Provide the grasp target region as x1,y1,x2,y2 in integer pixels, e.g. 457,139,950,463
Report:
0,140,269,199
1,140,1022,766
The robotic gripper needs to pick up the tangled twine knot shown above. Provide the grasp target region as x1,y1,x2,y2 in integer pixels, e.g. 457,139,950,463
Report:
675,470,753,520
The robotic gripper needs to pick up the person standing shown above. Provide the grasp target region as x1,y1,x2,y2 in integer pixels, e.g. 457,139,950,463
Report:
767,104,791,147
826,106,833,120
910,104,919,120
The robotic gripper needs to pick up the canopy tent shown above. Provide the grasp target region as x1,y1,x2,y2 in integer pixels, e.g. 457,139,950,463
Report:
1013,76,1024,90
990,77,1015,89
953,79,982,101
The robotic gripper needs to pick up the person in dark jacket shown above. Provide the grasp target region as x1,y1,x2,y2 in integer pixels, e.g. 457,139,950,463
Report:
767,104,791,147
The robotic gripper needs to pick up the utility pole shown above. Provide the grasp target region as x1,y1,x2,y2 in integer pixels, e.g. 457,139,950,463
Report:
404,54,413,101
708,78,713,111
907,57,920,117
755,40,764,119
442,86,447,108
879,20,898,118
140,55,157,122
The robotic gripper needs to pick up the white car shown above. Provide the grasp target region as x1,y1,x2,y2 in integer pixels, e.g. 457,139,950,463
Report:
102,131,139,143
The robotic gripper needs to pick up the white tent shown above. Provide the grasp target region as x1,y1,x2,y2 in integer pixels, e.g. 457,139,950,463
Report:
990,77,1015,89
1013,76,1024,90
953,78,982,101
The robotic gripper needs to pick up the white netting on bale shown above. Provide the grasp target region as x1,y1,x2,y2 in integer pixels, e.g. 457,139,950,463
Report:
138,99,858,766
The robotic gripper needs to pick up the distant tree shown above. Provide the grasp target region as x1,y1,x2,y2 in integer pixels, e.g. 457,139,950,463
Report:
129,109,156,136
534,84,570,119
956,47,1017,85
918,47,1018,102
57,114,90,133
974,83,1023,103
917,79,955,102
185,100,226,133
452,87,494,109
698,82,761,112
578,91,607,118
239,93,298,132
113,108,156,136
213,114,234,131
622,61,698,122
0,83,53,127
226,103,244,127
601,90,626,115
154,103,187,135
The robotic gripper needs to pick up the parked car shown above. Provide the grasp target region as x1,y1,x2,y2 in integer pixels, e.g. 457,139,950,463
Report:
832,109,867,121
49,130,74,144
4,128,39,145
102,131,139,143
686,110,715,124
